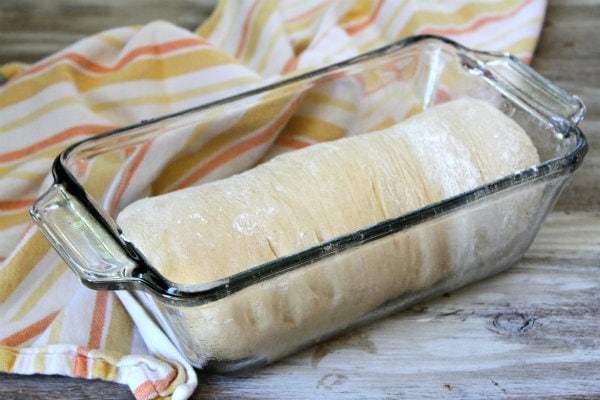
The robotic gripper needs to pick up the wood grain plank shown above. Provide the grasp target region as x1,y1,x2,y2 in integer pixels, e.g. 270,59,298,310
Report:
531,0,600,212
190,212,600,399
0,373,134,400
0,0,216,64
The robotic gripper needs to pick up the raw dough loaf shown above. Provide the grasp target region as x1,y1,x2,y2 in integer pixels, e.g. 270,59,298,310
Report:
118,98,538,284
117,98,540,367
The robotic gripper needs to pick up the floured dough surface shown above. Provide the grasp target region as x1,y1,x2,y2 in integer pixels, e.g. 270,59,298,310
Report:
118,97,541,366
117,98,538,285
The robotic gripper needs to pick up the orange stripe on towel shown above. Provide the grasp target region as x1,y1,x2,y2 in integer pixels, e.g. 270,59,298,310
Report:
172,96,304,190
88,292,108,349
423,0,533,36
0,311,60,347
345,0,385,35
0,199,36,212
235,0,261,59
133,369,177,400
14,38,207,83
109,139,154,216
0,124,116,163
73,347,89,378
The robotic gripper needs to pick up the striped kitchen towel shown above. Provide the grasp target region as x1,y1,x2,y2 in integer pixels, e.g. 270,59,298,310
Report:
0,1,546,399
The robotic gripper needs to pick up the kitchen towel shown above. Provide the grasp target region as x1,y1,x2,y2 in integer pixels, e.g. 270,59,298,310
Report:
0,1,546,399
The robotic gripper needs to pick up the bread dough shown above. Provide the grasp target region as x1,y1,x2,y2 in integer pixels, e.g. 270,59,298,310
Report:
117,98,538,284
117,98,540,367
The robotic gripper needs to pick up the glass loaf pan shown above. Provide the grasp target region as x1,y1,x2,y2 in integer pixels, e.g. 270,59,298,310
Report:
31,35,588,373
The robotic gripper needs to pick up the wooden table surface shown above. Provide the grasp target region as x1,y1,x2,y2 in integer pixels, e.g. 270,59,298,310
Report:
1,0,599,398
